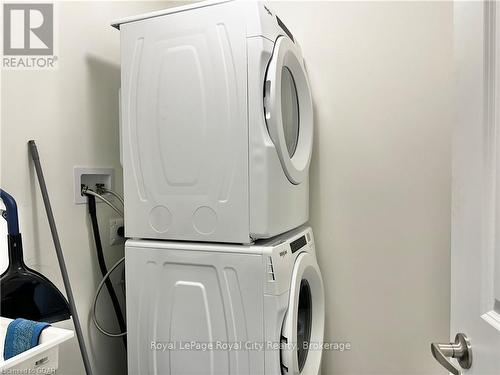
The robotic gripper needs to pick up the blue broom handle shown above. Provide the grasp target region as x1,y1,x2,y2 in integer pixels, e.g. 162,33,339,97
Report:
0,189,20,235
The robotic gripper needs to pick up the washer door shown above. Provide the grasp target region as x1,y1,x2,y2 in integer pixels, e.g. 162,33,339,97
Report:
264,36,313,185
281,252,325,375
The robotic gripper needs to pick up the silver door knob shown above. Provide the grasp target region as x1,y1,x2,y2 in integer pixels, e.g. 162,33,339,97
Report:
431,333,472,375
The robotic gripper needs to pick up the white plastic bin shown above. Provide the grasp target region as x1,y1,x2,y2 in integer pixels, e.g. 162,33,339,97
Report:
0,317,74,373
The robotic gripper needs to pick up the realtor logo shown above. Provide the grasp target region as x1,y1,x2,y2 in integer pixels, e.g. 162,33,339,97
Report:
3,3,57,69
4,3,53,55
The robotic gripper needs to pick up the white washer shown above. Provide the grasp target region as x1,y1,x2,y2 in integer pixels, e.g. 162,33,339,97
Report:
113,0,314,244
125,226,325,375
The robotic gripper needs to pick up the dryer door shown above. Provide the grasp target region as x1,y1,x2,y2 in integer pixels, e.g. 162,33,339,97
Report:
264,36,313,185
281,252,325,375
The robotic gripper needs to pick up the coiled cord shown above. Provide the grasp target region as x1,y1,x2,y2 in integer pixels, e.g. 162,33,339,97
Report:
91,256,126,337
82,189,127,345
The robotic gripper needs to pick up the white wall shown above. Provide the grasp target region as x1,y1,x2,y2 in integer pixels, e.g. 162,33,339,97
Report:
1,1,453,375
0,2,183,374
271,2,453,374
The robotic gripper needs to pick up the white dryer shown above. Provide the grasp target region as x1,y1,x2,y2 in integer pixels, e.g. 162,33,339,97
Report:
113,0,314,243
125,226,325,375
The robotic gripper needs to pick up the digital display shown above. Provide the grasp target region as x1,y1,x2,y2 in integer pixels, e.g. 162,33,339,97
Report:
290,235,307,253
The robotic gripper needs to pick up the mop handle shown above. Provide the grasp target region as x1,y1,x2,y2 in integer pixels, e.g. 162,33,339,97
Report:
28,140,94,375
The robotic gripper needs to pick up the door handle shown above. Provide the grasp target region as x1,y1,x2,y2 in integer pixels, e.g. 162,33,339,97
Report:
431,333,472,375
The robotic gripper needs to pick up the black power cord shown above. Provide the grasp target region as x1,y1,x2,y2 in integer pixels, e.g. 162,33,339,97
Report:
86,193,127,348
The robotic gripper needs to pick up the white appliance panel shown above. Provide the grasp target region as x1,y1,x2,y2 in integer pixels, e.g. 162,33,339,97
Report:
126,246,265,375
120,3,249,243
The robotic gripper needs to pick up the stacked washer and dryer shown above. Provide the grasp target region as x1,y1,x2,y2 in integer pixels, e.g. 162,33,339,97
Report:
112,1,325,374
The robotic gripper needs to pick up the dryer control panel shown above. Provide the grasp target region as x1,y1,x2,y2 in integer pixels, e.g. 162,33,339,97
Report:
290,235,307,253
262,227,315,296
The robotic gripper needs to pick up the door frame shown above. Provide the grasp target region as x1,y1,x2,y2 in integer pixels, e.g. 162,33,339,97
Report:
480,1,500,329
452,0,500,341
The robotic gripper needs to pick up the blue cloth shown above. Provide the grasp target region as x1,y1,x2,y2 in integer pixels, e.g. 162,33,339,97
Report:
3,318,50,360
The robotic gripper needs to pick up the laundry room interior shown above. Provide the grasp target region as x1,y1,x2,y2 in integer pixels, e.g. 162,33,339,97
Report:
2,0,496,375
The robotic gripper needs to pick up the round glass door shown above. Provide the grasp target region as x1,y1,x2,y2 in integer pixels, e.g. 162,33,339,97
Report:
281,252,325,375
297,279,312,371
264,36,313,185
281,67,300,158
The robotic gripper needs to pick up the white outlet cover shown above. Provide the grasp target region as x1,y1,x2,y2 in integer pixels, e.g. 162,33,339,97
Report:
74,167,115,204
109,218,125,246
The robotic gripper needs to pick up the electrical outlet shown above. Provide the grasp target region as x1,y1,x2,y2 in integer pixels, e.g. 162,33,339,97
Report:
109,218,124,246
